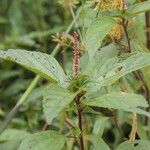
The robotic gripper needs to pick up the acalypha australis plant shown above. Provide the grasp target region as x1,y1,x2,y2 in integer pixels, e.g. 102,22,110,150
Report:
0,0,150,149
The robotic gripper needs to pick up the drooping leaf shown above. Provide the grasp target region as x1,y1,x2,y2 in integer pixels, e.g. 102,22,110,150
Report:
18,131,65,150
43,84,76,124
86,52,150,92
126,1,150,17
84,17,116,59
0,49,66,83
82,92,150,117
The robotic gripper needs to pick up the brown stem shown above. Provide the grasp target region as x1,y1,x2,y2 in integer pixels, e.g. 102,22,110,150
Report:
140,0,150,49
65,119,76,129
122,19,131,52
145,12,150,49
75,96,84,150
42,123,49,131
122,14,150,126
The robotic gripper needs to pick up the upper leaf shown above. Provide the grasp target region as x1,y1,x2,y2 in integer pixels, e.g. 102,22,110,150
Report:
126,1,150,17
0,49,66,83
82,92,150,117
43,84,76,124
18,131,65,150
84,17,116,59
86,52,150,92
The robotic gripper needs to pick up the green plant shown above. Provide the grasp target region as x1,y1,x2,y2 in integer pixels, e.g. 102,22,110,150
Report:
0,0,150,150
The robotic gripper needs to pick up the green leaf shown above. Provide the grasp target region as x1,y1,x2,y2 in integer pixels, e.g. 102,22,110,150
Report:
0,70,22,81
86,52,150,92
117,141,134,150
92,116,108,136
0,49,66,83
126,1,150,17
0,140,21,150
82,92,150,117
18,131,65,150
80,44,119,77
117,140,150,150
43,84,76,124
135,140,150,150
91,135,110,150
0,129,29,142
84,17,116,59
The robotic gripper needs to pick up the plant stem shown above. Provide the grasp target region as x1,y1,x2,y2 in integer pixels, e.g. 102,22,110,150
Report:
0,14,80,133
75,96,84,150
140,0,150,49
129,113,137,143
145,12,150,49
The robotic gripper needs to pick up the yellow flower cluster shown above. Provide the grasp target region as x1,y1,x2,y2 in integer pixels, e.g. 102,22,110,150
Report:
109,24,124,42
93,0,123,11
92,0,124,42
58,0,79,8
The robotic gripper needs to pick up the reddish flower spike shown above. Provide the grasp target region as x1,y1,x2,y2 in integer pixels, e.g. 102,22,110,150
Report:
73,32,79,78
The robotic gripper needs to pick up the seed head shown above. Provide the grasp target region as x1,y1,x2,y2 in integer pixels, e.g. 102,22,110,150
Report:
73,32,79,78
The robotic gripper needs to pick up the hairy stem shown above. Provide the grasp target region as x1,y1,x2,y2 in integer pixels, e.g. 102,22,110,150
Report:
75,96,84,150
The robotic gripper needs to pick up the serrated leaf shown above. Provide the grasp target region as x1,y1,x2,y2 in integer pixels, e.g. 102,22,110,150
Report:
43,84,76,124
84,17,116,59
126,1,150,17
18,131,65,150
82,92,150,117
0,49,66,83
86,52,150,92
